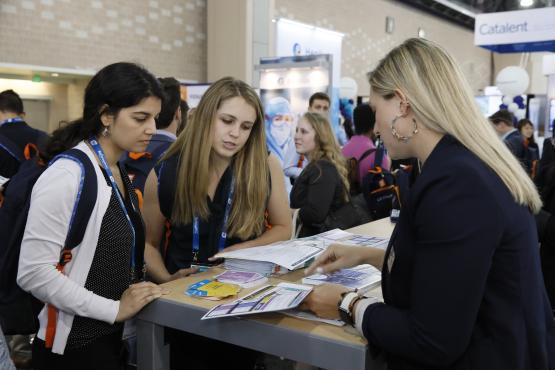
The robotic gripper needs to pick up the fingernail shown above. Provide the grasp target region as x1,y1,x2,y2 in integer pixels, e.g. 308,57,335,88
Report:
316,267,323,274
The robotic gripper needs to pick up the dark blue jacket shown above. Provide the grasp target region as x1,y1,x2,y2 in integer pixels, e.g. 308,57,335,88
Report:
0,120,47,178
362,135,555,370
504,129,527,162
122,132,174,193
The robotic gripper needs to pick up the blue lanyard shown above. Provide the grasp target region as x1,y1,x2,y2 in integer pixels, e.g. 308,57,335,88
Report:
192,175,235,262
88,137,138,279
0,117,24,127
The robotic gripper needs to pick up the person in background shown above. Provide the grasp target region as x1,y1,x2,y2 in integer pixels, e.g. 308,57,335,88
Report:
536,125,555,191
122,77,182,195
489,109,527,163
142,77,291,370
517,118,540,178
17,62,167,370
303,38,555,370
0,89,48,180
0,92,49,368
176,99,189,136
290,112,351,237
342,103,391,186
283,92,331,189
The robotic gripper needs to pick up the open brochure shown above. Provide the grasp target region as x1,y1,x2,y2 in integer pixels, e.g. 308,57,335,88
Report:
303,229,390,249
215,239,326,271
201,283,312,320
302,264,381,292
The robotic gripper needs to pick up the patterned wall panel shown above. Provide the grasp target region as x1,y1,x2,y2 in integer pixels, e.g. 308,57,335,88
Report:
0,0,207,80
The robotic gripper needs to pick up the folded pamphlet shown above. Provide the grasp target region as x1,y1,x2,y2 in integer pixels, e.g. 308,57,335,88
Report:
302,264,381,292
201,283,312,320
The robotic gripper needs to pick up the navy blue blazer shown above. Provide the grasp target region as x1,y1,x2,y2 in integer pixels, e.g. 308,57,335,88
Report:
362,135,555,370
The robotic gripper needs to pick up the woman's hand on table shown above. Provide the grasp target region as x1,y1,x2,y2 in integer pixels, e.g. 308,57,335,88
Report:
116,281,171,322
300,284,349,319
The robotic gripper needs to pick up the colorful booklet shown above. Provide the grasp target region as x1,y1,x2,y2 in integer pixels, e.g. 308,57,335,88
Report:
214,270,268,288
185,279,241,300
201,283,312,320
301,264,381,292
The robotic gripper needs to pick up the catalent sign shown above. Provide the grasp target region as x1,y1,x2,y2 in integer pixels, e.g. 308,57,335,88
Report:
475,7,555,53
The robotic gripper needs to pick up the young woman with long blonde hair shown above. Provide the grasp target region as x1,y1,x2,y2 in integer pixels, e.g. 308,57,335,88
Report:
290,112,353,237
142,76,290,370
303,38,554,370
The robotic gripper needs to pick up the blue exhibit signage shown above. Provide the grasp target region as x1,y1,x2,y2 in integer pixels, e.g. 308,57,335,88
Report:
475,7,555,53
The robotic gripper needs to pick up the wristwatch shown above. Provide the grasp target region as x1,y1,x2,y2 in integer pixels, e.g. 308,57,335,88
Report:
338,291,362,326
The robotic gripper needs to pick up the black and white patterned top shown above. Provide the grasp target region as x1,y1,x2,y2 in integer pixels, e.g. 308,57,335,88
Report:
66,165,141,350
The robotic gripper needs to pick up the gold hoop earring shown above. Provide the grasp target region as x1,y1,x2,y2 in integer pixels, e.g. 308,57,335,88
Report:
391,116,418,143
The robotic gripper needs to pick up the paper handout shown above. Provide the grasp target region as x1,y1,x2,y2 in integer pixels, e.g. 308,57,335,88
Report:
201,283,312,320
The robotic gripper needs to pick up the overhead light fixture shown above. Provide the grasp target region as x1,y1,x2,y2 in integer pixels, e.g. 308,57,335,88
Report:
385,16,395,34
51,73,59,77
418,27,426,38
520,0,533,6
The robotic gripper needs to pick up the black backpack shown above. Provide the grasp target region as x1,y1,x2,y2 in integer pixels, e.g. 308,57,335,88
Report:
347,147,376,195
0,149,97,335
0,132,25,162
361,143,403,220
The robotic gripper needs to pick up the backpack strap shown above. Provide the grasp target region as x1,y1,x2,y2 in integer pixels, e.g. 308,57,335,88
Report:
374,142,385,168
358,148,376,163
45,148,97,349
157,155,179,258
157,155,179,219
55,149,98,252
0,133,24,162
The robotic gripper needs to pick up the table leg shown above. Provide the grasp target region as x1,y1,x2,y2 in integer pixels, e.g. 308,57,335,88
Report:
137,319,169,370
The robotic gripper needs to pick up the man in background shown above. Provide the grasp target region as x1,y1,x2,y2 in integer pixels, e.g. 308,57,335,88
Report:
0,89,47,182
489,109,526,162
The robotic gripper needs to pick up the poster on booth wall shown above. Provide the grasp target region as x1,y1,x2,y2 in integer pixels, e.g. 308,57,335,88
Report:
259,57,331,169
180,83,211,108
273,18,344,143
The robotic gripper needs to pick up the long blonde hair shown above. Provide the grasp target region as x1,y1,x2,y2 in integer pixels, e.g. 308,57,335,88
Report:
304,112,350,200
164,77,269,239
368,38,541,213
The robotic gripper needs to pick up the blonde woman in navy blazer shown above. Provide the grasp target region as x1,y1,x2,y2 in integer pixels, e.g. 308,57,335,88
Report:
303,38,555,370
